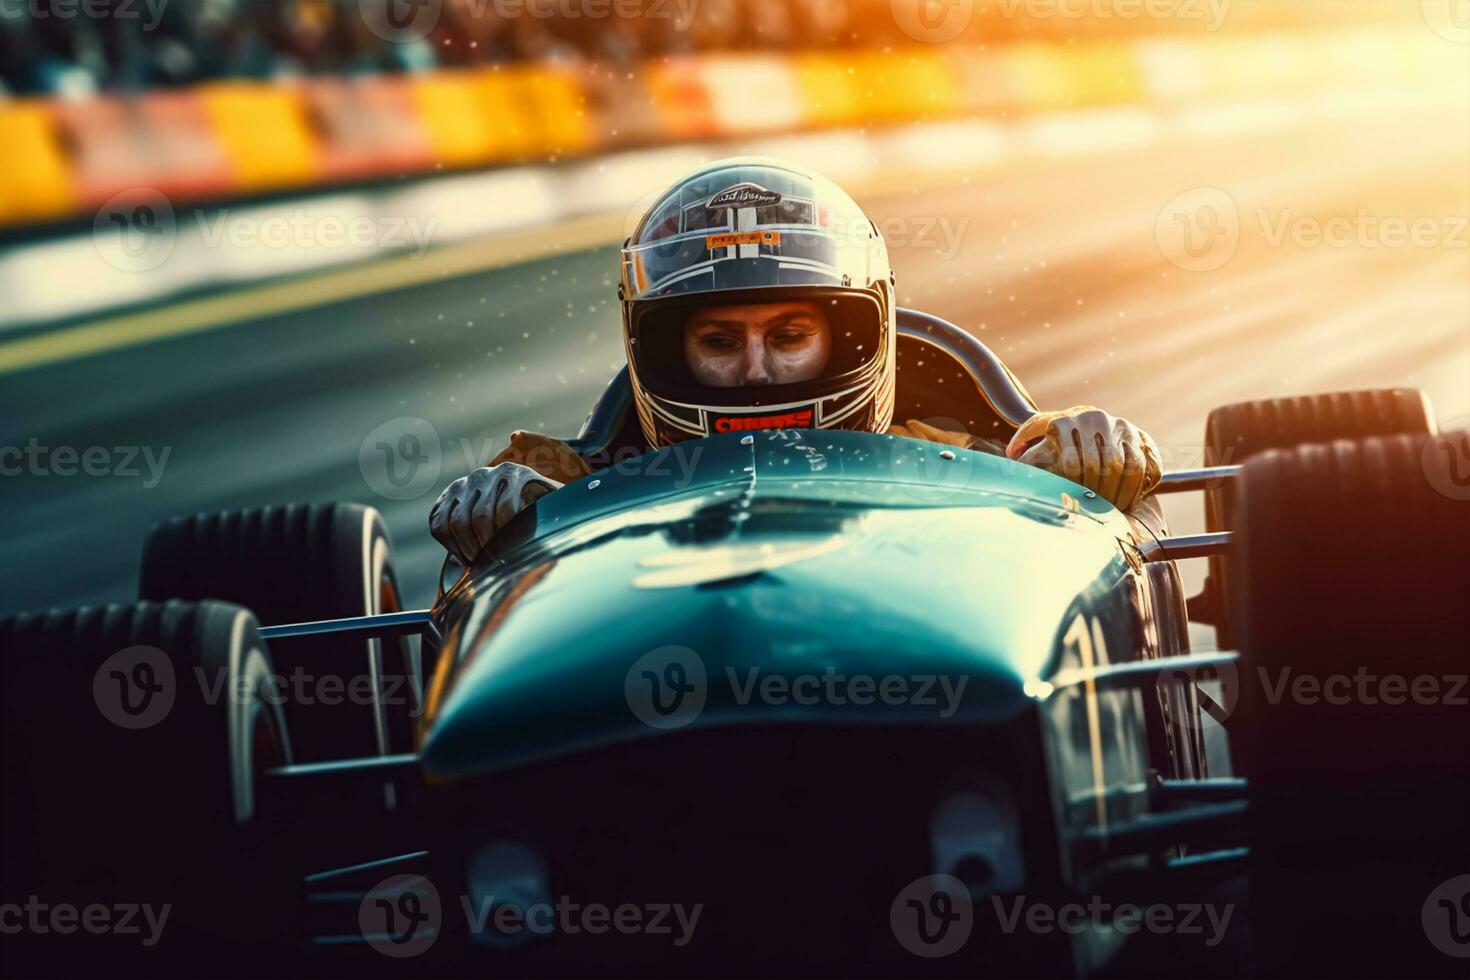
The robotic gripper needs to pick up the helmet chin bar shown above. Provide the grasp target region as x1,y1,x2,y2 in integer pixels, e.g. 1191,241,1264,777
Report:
640,360,890,443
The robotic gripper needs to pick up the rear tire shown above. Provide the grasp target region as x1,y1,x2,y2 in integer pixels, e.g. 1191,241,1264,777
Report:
1203,388,1433,647
1227,433,1469,977
140,503,420,759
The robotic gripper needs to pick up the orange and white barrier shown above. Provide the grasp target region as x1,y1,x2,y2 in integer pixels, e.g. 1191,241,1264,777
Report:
2,27,1462,231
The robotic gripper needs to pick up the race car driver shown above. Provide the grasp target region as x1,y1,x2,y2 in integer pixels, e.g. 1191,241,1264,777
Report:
431,158,1167,565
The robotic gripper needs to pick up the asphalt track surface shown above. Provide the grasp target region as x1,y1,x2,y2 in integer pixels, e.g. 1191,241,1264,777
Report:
2,105,1467,618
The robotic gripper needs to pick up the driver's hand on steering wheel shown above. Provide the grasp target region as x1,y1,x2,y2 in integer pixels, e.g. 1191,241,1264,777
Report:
429,463,563,565
1005,406,1161,512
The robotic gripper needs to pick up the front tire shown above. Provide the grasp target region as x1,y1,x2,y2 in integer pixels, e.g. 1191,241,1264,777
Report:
1227,433,1469,977
0,600,291,972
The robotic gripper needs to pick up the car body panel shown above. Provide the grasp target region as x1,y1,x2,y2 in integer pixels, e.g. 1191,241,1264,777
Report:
422,429,1148,786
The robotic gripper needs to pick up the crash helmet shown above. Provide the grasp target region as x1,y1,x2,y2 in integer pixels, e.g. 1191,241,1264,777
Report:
620,158,896,446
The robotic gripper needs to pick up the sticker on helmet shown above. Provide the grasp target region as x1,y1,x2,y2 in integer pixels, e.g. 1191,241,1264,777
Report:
705,230,782,250
706,183,784,210
713,409,813,433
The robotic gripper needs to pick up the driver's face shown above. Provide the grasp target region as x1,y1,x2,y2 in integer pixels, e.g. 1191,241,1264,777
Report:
682,301,832,388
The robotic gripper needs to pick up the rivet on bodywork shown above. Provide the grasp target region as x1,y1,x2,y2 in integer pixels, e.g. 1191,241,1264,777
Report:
1084,490,1097,498
740,435,754,445
588,480,601,490
939,449,956,461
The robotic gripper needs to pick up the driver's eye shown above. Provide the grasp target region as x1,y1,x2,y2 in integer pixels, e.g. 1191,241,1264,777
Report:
772,330,810,346
699,334,740,352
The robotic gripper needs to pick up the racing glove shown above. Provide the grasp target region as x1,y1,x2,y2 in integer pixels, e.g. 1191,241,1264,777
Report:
428,462,562,565
1004,406,1162,513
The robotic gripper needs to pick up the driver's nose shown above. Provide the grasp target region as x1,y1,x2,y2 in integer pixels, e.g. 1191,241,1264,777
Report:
741,337,773,386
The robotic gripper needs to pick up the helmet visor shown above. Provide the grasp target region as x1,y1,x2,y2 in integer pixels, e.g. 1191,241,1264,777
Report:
628,286,885,409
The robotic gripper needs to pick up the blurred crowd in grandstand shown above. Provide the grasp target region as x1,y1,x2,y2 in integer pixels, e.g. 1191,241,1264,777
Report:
1,0,876,96
1,0,1405,98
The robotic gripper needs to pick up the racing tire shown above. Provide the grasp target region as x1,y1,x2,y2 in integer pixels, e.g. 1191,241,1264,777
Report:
1227,433,1469,977
139,503,420,759
0,600,291,972
1203,388,1434,647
